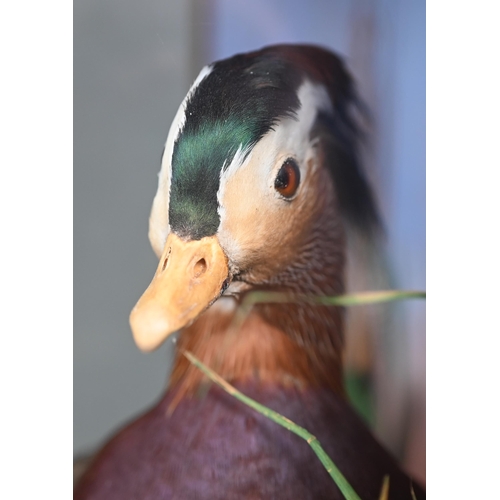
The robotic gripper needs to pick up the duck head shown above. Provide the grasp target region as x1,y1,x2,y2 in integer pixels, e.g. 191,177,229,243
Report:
130,45,379,390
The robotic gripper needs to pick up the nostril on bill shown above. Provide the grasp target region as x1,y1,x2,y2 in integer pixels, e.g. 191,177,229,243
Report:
161,247,171,272
193,258,207,278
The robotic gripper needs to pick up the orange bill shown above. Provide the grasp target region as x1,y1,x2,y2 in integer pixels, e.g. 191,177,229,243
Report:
130,233,229,351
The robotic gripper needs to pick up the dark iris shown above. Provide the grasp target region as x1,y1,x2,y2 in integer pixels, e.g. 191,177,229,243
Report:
274,159,300,198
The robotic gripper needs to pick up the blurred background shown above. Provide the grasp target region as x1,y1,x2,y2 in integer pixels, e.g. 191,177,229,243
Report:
74,0,425,484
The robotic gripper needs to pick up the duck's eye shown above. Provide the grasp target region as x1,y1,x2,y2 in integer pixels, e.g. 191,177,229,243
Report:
274,159,300,198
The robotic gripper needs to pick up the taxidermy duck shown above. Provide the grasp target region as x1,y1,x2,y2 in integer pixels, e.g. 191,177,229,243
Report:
75,44,424,499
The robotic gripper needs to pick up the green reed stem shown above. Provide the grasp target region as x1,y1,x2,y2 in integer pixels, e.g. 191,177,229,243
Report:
228,289,426,336
241,289,426,308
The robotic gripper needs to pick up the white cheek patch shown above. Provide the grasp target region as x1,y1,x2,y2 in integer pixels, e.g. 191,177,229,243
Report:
148,65,214,257
216,80,333,266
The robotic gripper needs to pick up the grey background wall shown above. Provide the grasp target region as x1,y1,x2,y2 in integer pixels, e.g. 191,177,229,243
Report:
74,0,194,455
74,0,425,482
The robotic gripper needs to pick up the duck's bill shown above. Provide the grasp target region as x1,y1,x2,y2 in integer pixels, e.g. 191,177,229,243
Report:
129,233,229,351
